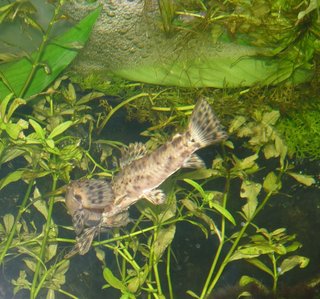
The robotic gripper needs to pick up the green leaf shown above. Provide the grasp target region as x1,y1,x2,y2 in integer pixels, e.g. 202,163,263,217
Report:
77,91,105,105
153,225,176,261
240,180,261,202
127,264,149,293
239,275,268,291
229,115,246,133
0,170,24,190
279,255,309,275
262,110,280,125
235,154,259,171
3,213,14,233
29,119,45,139
103,267,126,291
287,172,315,186
263,171,281,193
24,258,37,272
48,121,73,139
5,123,23,139
209,201,236,226
0,93,13,118
245,258,273,276
184,178,206,198
0,8,101,98
230,244,274,261
186,290,200,298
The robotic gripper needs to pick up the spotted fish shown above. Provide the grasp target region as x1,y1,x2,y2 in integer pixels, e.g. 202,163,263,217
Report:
65,98,227,257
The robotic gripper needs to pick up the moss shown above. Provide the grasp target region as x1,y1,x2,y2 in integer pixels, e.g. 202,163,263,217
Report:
277,107,320,160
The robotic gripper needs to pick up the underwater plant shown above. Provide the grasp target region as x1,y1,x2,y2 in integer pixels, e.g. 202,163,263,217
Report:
0,1,319,299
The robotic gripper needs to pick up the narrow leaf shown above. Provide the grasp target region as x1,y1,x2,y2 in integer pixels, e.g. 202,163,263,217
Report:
48,121,73,139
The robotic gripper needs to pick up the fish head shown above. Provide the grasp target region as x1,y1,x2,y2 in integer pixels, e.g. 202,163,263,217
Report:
65,179,115,213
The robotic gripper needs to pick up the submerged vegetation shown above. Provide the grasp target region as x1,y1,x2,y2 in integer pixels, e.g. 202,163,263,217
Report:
0,0,319,298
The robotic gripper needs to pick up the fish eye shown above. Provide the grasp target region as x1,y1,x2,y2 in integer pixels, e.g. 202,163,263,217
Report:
74,194,82,202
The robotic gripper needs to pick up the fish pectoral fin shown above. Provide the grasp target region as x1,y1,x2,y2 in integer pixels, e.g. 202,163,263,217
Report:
183,153,206,169
77,226,99,255
143,189,166,205
119,142,148,168
64,226,98,259
72,209,88,235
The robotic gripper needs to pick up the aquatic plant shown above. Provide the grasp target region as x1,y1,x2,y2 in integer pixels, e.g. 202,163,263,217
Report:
0,1,318,299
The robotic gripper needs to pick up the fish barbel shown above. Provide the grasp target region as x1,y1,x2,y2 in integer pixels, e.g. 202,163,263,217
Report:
65,98,227,257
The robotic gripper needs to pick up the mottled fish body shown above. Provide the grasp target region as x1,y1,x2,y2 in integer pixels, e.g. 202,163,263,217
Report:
106,98,227,216
65,98,227,257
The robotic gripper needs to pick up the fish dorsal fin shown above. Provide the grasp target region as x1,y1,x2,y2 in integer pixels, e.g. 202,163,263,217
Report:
183,153,206,169
120,142,148,168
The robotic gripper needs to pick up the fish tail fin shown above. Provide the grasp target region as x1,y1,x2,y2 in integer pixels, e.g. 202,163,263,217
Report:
188,98,227,148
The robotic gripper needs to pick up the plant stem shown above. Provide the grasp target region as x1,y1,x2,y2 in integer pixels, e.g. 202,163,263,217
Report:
271,254,278,292
19,0,63,98
205,191,273,297
199,172,230,298
0,179,34,264
166,245,174,299
30,175,58,299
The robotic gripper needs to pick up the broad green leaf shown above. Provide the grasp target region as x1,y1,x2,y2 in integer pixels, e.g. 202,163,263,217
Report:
236,154,259,171
32,186,50,218
77,91,105,105
0,170,24,190
240,180,261,201
5,123,23,139
279,255,309,275
263,171,281,193
287,172,315,186
262,110,280,125
48,121,73,139
103,267,126,291
33,198,48,219
29,119,45,139
230,244,274,261
0,93,13,117
285,241,302,253
127,265,149,293
0,8,101,98
3,213,14,233
153,225,176,261
178,168,215,180
245,258,273,276
209,202,236,226
239,275,268,291
228,115,246,133
263,143,278,159
24,258,37,272
45,138,55,149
